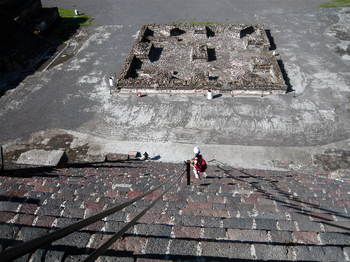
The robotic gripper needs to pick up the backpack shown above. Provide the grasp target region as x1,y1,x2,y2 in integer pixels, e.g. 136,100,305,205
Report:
197,155,207,172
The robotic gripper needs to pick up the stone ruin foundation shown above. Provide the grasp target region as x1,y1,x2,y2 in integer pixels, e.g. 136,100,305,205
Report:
116,24,287,94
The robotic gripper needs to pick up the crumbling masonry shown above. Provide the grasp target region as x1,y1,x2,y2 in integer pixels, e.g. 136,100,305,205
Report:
116,24,287,93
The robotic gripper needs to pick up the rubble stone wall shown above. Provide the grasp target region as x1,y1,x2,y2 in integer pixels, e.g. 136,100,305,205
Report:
117,24,287,93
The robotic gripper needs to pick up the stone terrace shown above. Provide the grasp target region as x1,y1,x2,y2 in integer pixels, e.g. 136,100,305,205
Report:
1,160,350,261
116,24,287,94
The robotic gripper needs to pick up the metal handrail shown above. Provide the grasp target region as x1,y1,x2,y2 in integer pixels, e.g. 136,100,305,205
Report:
1,146,4,173
0,163,186,262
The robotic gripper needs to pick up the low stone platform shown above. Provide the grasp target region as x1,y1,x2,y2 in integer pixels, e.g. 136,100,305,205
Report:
0,160,350,261
115,24,287,95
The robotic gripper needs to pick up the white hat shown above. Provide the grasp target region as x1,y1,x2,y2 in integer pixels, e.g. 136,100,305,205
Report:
193,147,200,154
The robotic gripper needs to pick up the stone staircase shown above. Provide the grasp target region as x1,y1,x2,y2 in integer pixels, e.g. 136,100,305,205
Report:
1,160,350,261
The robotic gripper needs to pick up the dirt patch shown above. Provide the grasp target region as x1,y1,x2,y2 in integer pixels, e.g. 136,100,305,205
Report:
2,133,89,164
314,149,350,171
65,143,89,162
38,28,90,71
325,8,350,61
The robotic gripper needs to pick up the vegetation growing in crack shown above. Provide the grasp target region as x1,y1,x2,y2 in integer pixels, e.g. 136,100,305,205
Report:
318,0,350,7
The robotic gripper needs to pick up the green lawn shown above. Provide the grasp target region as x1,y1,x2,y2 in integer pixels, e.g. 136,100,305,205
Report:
43,8,94,43
172,20,239,25
318,0,350,7
58,8,94,27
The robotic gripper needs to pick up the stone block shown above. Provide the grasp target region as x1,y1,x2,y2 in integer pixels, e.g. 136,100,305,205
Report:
5,190,27,197
297,221,321,232
227,229,268,242
83,220,105,232
15,214,36,226
202,216,222,228
0,224,20,239
254,211,286,220
203,227,226,240
17,149,68,167
0,211,16,223
255,218,277,230
113,236,147,254
294,245,345,261
70,154,106,164
323,221,350,232
144,237,170,255
319,232,350,245
103,211,127,222
269,230,294,244
136,224,172,237
293,231,320,244
64,255,89,262
128,151,139,158
168,239,198,256
30,248,46,262
51,232,90,248
173,225,201,239
83,201,105,210
187,194,207,202
34,185,53,192
173,215,202,227
187,202,212,209
99,256,134,262
128,212,172,224
254,244,294,261
19,203,39,214
44,250,65,262
35,216,56,227
0,202,21,212
309,212,334,222
16,227,50,241
54,217,79,228
105,221,132,234
36,205,62,217
277,220,297,231
222,217,253,229
201,241,252,259
106,153,129,161
62,206,85,219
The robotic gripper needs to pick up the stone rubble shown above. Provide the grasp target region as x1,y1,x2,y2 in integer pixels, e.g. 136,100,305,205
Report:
116,24,287,94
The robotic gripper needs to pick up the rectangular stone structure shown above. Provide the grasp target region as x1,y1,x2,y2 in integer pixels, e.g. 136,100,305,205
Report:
116,23,287,94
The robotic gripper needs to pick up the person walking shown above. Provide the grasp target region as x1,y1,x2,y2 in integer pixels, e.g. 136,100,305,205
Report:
190,147,207,179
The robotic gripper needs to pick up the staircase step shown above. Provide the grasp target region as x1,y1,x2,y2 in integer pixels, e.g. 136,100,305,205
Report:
1,161,350,261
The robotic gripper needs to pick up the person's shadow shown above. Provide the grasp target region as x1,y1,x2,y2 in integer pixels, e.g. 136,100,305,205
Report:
213,94,222,99
151,155,161,160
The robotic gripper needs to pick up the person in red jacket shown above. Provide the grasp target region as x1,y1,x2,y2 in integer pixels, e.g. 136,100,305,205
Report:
190,147,207,179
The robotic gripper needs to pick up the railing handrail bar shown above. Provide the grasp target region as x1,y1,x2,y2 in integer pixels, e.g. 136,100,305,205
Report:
84,170,186,262
0,164,185,262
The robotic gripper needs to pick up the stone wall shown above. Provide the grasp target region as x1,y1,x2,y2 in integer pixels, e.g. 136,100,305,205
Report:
116,24,287,92
0,0,58,71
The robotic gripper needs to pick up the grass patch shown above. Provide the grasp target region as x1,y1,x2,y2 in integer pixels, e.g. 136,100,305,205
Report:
43,8,94,43
172,20,239,25
190,21,219,25
318,0,350,7
58,8,94,27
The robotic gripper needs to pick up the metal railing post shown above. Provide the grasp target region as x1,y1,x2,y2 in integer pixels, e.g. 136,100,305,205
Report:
1,146,4,173
186,160,190,185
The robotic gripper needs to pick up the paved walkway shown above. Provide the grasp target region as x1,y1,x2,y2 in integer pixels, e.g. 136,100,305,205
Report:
1,160,350,261
1,3,350,170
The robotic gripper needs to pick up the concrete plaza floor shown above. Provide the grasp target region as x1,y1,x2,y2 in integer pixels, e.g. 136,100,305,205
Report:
1,1,350,171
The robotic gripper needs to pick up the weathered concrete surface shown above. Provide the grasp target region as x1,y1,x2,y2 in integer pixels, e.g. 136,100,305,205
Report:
16,149,67,167
0,1,349,171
